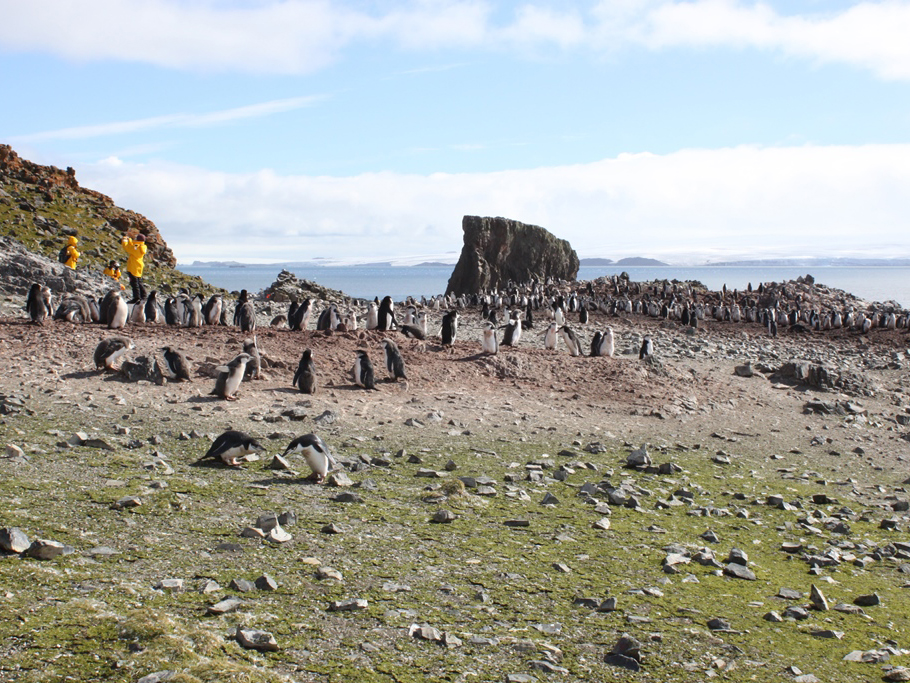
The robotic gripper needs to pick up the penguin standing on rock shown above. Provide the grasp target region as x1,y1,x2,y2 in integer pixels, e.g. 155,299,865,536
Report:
211,353,252,400
481,321,499,355
293,349,317,394
242,338,262,380
441,311,458,346
543,322,559,350
107,290,129,330
352,350,377,390
639,336,654,360
93,336,134,370
26,283,52,324
236,301,256,333
144,291,162,323
381,339,408,383
378,296,396,331
203,294,223,326
280,433,338,482
560,325,583,357
202,430,263,467
161,346,192,381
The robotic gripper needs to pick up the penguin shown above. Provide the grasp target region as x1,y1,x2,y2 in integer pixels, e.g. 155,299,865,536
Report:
164,297,180,325
242,337,262,380
93,336,134,370
524,302,534,329
129,298,146,324
600,327,615,357
85,294,101,323
341,310,358,331
203,294,222,326
381,338,408,382
108,290,128,330
415,310,429,337
236,301,256,333
144,291,162,323
501,318,521,347
481,321,499,355
184,294,203,328
441,310,458,346
232,290,249,326
590,330,602,357
289,299,312,331
293,349,318,394
639,336,654,360
399,324,426,340
26,283,52,324
579,306,589,325
560,325,583,357
543,322,559,350
366,302,379,330
270,314,288,328
202,430,263,467
352,350,377,390
54,295,91,323
377,296,395,331
161,346,192,381
280,433,338,482
211,353,252,401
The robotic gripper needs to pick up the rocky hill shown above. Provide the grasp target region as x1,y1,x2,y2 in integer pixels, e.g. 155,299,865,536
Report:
0,144,212,295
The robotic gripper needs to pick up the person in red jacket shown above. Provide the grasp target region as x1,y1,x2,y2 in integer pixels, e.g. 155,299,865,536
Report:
121,233,148,304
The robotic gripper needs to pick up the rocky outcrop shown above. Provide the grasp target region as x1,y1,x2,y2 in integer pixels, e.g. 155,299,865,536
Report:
263,269,360,304
0,236,110,297
0,144,176,270
446,216,579,295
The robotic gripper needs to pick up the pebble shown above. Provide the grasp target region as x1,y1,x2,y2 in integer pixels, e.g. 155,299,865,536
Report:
235,624,279,651
207,597,242,615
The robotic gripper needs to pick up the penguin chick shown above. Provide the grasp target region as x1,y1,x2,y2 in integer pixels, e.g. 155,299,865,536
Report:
202,430,263,467
543,322,559,350
281,433,338,482
481,321,499,355
381,338,408,381
211,353,252,400
242,337,262,380
352,350,377,390
293,349,318,394
26,283,52,324
161,346,192,381
93,336,134,370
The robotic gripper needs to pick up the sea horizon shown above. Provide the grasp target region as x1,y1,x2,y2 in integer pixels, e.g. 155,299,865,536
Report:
180,262,910,309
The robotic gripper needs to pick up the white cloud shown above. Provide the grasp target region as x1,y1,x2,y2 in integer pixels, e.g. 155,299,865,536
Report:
78,144,910,264
9,96,326,143
3,1,910,79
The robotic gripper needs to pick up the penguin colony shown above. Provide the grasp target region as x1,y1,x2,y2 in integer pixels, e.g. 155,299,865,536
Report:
29,273,909,481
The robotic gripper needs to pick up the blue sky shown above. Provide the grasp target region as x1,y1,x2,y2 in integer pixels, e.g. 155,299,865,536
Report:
2,0,910,264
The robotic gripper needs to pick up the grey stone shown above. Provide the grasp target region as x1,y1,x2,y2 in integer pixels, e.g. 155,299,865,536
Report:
854,592,881,606
329,598,368,611
154,579,184,592
410,624,443,641
255,574,278,591
723,563,756,580
431,509,457,524
236,624,279,651
0,527,30,554
24,539,70,560
317,566,343,581
207,597,242,615
810,584,829,611
229,578,256,593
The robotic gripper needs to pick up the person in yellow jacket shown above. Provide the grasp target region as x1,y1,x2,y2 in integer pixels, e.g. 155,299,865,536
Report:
63,236,80,270
103,261,125,290
121,233,148,304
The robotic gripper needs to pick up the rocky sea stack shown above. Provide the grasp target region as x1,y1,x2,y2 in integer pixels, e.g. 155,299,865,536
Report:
446,216,579,295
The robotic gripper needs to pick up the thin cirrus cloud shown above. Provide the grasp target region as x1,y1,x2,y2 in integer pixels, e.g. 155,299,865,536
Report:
79,143,910,263
2,1,910,79
8,96,327,144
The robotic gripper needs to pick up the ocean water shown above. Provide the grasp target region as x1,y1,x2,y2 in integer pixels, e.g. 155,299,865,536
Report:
180,263,910,308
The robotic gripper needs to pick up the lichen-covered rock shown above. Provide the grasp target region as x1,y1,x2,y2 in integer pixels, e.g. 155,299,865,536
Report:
446,216,579,295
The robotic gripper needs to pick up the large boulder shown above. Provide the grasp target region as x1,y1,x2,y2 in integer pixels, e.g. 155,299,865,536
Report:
445,216,579,295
